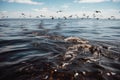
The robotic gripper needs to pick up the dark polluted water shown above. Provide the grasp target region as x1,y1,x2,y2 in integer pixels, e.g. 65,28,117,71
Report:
0,19,120,80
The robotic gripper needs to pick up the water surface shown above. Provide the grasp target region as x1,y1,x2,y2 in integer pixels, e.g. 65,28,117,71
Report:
0,19,120,80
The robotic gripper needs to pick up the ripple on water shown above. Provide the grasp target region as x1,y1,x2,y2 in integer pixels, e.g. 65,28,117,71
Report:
108,26,120,29
0,19,120,80
112,35,120,37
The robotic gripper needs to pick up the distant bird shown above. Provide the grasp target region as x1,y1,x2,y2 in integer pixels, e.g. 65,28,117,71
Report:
108,16,115,20
21,13,25,16
63,16,67,20
56,10,63,13
69,15,72,18
40,15,45,17
52,17,54,20
93,14,96,18
108,18,110,20
75,15,79,19
50,16,54,20
96,18,99,20
36,16,39,18
21,13,25,18
87,16,89,19
82,13,86,19
111,16,114,18
95,11,101,20
83,13,86,16
95,11,101,13
111,16,115,19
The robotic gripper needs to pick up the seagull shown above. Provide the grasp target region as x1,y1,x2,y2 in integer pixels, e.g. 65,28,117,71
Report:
95,11,101,13
56,10,62,13
36,16,39,18
40,15,45,17
83,13,86,16
50,16,54,20
21,13,25,16
21,13,25,18
63,16,67,20
69,15,72,18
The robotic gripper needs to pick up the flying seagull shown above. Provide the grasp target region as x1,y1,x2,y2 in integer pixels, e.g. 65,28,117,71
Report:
95,11,101,13
56,10,63,13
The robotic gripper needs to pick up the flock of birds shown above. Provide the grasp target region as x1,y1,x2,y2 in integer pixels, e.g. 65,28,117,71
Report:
18,10,117,20
0,10,119,20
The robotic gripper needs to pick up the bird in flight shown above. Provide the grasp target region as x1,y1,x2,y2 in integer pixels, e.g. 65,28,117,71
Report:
56,10,63,13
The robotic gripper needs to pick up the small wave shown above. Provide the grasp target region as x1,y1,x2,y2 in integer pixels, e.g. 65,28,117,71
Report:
112,35,120,37
108,26,120,29
0,24,9,27
0,39,30,47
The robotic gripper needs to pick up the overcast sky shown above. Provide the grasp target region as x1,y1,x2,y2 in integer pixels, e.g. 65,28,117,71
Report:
0,0,120,18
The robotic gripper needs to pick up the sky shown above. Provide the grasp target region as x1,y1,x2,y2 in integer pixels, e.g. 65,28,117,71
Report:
0,0,120,19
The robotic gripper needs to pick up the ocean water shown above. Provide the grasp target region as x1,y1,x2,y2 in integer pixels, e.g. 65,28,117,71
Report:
0,19,120,41
0,19,120,80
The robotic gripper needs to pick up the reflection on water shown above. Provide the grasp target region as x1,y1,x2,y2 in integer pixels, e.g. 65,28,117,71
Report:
0,19,120,80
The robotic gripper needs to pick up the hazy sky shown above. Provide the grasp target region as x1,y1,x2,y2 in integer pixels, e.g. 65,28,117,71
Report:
0,0,120,18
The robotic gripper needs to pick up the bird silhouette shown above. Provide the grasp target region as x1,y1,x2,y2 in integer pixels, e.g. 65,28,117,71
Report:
95,11,101,13
56,10,62,13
